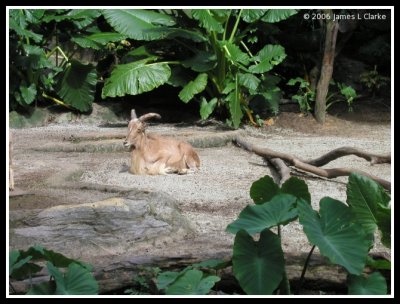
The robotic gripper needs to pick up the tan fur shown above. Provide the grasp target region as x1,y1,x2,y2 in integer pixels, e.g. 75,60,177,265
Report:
9,131,14,190
124,110,200,175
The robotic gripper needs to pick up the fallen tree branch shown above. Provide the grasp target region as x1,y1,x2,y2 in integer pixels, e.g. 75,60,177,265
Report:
269,158,291,186
304,147,391,166
233,137,391,191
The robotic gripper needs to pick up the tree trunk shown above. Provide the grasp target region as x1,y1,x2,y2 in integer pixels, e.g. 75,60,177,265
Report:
314,10,339,124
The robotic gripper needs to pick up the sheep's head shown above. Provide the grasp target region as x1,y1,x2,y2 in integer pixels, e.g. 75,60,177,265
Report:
123,109,161,148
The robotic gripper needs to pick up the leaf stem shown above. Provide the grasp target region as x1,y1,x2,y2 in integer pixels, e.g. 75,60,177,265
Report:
229,9,243,43
298,245,316,291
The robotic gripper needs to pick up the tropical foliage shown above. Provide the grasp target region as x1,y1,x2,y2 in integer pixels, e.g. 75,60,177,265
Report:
226,173,390,295
9,245,98,295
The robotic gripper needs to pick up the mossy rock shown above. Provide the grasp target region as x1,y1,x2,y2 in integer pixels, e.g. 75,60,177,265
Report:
9,108,50,128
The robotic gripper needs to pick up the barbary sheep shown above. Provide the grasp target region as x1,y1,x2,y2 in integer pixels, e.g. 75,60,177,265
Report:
123,109,200,175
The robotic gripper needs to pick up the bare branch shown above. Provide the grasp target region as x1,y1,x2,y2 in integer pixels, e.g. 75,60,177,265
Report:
304,147,391,166
269,158,291,186
233,137,391,191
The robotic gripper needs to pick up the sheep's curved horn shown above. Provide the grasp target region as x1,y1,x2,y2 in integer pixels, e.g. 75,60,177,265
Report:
139,113,161,122
131,109,138,120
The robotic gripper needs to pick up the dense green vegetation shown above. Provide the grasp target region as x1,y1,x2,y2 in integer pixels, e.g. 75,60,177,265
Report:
9,9,391,127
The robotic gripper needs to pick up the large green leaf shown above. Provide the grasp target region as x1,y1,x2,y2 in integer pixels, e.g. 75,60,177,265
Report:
165,269,220,295
47,262,99,295
261,9,298,23
200,97,218,120
102,9,175,41
238,73,260,91
181,51,217,72
226,78,243,129
56,60,96,112
250,176,310,204
191,9,224,33
227,194,298,234
347,173,391,247
347,272,387,295
20,83,37,104
249,45,286,74
220,41,250,65
250,175,280,204
298,198,370,275
178,73,208,103
102,59,171,98
241,9,267,23
233,229,285,295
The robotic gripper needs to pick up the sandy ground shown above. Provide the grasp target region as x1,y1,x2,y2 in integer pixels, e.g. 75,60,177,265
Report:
9,111,392,264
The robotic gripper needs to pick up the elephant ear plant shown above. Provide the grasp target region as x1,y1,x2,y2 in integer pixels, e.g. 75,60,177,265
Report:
100,9,298,128
226,173,390,295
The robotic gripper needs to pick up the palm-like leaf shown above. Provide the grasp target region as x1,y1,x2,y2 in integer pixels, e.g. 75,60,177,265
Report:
102,9,175,41
102,59,171,98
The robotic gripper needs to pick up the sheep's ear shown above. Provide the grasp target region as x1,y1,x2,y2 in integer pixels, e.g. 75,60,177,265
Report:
131,109,138,120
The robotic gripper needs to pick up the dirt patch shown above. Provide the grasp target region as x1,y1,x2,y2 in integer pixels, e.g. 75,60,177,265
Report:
274,101,391,137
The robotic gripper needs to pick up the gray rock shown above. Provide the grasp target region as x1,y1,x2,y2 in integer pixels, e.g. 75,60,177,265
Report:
10,192,194,261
